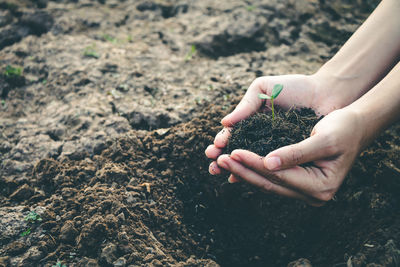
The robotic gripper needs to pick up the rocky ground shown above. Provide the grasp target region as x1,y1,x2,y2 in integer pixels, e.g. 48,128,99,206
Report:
1,0,399,266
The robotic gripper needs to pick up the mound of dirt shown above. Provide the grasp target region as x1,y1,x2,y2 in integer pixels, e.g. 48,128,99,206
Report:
1,101,399,266
226,108,320,156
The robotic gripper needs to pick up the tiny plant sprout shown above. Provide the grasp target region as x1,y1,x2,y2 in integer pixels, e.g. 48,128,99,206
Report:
185,45,197,61
20,228,31,237
4,65,22,77
258,84,284,121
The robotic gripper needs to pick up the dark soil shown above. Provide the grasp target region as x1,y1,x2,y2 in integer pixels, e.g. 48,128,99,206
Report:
226,108,320,156
1,0,399,266
2,101,400,266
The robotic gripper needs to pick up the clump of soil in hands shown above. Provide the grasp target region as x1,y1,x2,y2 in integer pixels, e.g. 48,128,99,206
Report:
225,108,321,156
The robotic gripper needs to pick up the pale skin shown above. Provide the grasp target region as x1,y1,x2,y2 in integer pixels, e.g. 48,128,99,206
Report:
205,0,400,206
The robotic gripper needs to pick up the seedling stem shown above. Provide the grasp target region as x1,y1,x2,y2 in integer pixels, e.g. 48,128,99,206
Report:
258,84,283,121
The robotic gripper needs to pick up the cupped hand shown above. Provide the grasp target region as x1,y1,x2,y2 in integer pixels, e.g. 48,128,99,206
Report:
215,107,365,206
205,74,339,176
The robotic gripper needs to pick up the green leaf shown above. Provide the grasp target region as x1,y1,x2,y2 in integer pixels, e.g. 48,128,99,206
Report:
20,228,31,237
102,34,117,44
4,65,22,77
83,45,100,59
246,5,255,11
185,45,197,61
258,93,271,100
25,211,42,223
271,84,283,99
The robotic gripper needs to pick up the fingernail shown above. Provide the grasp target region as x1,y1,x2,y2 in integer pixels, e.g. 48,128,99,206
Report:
228,176,235,183
265,157,281,170
209,162,216,175
220,116,227,124
218,160,228,169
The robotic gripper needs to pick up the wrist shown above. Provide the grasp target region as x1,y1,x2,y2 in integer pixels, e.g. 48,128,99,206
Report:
313,63,371,105
346,96,392,150
343,105,373,149
308,69,362,115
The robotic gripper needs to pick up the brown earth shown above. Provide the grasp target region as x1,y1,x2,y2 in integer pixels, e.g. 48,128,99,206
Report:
1,0,400,266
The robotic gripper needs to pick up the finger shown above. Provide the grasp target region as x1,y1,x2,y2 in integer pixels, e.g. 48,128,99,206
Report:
205,145,222,159
214,127,232,148
231,149,290,187
272,166,337,202
217,155,312,202
264,133,338,171
221,78,267,127
228,174,241,183
231,149,270,175
209,161,222,175
231,149,264,167
232,149,317,191
230,149,334,203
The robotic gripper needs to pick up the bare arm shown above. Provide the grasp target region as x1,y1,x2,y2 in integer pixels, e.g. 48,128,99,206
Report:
313,0,400,113
351,60,400,147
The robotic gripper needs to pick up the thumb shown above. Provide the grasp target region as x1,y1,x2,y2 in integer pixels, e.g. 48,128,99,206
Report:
221,78,265,127
264,133,335,170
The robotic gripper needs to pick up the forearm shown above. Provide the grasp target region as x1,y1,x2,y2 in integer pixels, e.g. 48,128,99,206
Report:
314,0,400,107
349,61,400,148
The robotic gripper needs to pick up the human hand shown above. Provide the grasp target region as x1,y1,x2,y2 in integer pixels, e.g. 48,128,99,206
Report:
205,74,341,175
214,107,365,206
206,0,400,204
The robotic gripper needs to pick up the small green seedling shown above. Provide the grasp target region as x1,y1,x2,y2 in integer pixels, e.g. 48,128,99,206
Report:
52,261,67,267
83,45,100,59
4,65,22,77
20,228,31,237
20,211,42,237
102,34,118,44
223,94,230,101
246,5,256,11
25,211,42,223
258,84,284,121
185,45,197,61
